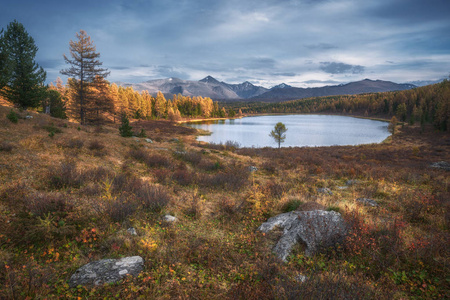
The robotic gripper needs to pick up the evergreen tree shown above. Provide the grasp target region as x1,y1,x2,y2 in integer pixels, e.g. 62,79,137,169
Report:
61,30,109,124
0,20,46,109
119,114,133,137
46,89,67,119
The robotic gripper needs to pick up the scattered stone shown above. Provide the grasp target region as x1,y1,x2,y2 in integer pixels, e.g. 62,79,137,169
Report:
317,188,333,195
249,166,258,172
25,115,33,119
127,227,137,235
133,137,140,142
169,138,180,143
163,215,177,222
345,179,360,186
356,198,379,207
145,138,153,143
430,161,450,171
258,210,347,262
69,256,144,287
295,274,308,283
337,186,348,190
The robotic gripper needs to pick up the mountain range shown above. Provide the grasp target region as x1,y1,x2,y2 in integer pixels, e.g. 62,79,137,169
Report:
118,76,416,102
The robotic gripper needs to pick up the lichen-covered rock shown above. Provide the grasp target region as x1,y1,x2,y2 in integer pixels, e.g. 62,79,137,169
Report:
317,188,333,195
69,256,144,287
258,210,347,262
430,161,450,171
163,214,177,222
356,198,379,207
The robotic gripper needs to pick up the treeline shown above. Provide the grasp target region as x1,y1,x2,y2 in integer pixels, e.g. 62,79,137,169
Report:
234,80,450,131
50,77,231,123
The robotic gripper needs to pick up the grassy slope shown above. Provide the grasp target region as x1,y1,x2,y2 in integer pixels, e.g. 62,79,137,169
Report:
0,104,448,299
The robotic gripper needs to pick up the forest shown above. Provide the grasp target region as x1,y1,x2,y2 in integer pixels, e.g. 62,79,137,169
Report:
230,80,450,131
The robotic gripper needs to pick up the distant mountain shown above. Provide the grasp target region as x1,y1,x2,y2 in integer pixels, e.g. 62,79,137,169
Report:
252,79,416,101
118,77,416,101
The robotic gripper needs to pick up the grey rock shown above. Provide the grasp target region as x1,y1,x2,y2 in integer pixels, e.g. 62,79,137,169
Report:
127,227,137,235
133,137,140,142
295,274,308,283
258,210,347,262
430,161,450,171
317,188,333,195
356,198,379,207
69,256,144,287
169,138,180,143
337,186,348,190
145,138,153,143
345,179,360,186
163,215,177,222
249,166,258,172
25,115,33,119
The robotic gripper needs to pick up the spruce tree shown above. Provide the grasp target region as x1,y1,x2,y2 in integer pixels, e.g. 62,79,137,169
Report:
61,30,109,124
0,20,46,109
119,114,133,137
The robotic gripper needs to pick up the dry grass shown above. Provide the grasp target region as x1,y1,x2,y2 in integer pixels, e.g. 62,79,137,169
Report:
0,104,448,299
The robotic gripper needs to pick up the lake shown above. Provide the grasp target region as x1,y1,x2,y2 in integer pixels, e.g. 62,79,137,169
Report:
185,114,390,148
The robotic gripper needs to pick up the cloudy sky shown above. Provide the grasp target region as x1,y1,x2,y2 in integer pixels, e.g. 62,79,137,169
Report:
1,0,449,87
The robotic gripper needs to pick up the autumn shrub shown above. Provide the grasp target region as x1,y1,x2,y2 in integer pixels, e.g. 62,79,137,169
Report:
104,195,138,223
144,153,172,168
0,141,14,152
264,180,284,198
261,161,277,174
199,163,249,190
87,140,105,151
26,192,73,218
197,159,221,172
64,138,84,149
181,151,202,165
128,148,148,162
111,173,143,194
48,161,83,189
172,168,195,186
217,197,240,216
136,183,171,212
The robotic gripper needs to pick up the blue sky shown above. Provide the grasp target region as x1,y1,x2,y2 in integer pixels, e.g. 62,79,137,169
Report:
1,0,449,87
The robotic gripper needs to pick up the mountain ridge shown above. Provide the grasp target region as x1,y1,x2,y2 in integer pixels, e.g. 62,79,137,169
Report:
118,76,416,102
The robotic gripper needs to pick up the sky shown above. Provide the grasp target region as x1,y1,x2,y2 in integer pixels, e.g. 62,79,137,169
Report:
1,0,449,88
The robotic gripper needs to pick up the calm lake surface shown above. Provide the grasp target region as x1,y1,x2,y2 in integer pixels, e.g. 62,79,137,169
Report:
185,115,390,148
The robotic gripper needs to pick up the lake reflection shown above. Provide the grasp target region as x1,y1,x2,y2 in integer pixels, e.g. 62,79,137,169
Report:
185,115,390,148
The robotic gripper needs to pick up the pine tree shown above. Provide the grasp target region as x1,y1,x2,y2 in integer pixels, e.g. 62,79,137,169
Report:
61,30,109,124
0,20,46,109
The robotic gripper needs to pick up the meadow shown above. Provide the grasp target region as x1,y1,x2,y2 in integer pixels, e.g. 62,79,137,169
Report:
0,103,448,299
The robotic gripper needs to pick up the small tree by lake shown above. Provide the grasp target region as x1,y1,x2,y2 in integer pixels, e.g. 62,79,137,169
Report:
388,116,398,135
270,122,287,148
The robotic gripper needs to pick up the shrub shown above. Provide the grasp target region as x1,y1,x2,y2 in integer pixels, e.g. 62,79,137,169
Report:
112,173,143,194
0,141,14,152
144,154,172,168
48,161,82,189
7,109,19,123
199,164,249,190
172,169,195,186
42,123,63,135
104,195,137,222
88,140,105,151
26,192,72,218
282,199,303,212
136,183,171,212
64,138,84,149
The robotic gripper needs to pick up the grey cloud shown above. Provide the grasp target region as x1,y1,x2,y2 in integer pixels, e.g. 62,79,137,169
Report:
303,79,341,84
155,65,190,79
304,43,338,50
271,72,296,77
245,58,277,70
320,62,365,74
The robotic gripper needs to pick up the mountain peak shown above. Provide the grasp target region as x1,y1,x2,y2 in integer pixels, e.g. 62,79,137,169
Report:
271,83,292,89
199,75,220,84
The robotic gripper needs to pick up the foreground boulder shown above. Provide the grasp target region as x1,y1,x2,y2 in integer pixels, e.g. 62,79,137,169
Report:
69,256,144,287
258,211,347,262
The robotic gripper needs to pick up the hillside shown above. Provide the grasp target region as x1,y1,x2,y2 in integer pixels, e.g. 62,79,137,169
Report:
0,104,448,299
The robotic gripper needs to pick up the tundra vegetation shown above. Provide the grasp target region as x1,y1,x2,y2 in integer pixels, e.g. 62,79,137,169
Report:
0,94,448,299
